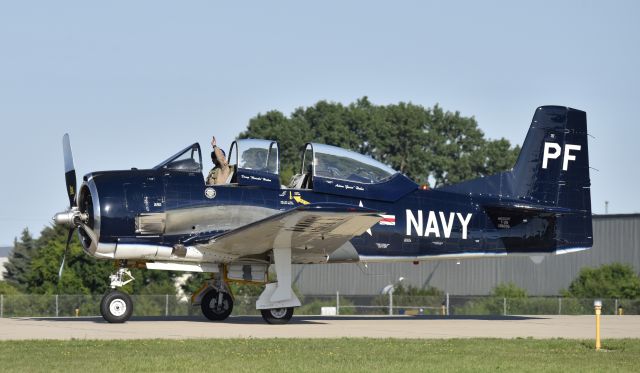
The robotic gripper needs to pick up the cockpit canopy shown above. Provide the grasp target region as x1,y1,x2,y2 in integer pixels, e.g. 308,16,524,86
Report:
225,139,281,189
153,138,416,200
303,143,397,184
153,143,202,172
228,139,279,175
292,142,417,201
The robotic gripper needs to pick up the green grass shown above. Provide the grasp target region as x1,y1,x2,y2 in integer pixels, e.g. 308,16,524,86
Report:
1,338,639,372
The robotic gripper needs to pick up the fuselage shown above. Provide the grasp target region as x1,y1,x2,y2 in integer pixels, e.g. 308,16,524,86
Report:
78,167,588,264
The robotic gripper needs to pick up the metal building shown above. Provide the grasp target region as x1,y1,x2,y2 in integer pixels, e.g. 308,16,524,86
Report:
292,214,640,296
0,247,11,281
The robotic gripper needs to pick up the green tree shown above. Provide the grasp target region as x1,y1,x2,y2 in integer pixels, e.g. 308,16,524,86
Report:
16,224,179,295
0,281,21,295
26,225,113,294
566,263,640,299
239,97,520,186
4,228,37,290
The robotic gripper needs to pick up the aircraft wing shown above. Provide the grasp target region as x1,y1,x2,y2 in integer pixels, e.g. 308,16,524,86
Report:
190,203,381,261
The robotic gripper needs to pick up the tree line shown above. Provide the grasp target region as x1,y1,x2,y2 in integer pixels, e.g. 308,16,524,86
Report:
239,97,520,185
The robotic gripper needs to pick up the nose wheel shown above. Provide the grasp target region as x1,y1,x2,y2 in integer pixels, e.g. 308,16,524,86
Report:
100,290,133,323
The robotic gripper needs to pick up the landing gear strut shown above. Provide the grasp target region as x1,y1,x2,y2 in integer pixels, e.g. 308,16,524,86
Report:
100,260,135,323
255,248,300,324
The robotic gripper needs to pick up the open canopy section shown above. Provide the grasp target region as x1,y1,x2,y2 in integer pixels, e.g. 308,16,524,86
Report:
229,139,279,174
153,143,202,173
228,139,280,189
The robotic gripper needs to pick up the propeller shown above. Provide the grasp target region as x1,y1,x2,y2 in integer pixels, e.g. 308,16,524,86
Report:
58,228,75,279
63,133,77,208
58,134,78,281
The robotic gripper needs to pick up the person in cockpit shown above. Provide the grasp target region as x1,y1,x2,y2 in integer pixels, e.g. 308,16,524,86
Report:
206,136,230,185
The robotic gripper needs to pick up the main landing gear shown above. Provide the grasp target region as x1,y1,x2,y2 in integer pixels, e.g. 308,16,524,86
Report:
260,307,294,324
194,253,300,324
200,286,233,321
195,279,295,324
99,252,301,325
100,261,135,323
193,270,235,322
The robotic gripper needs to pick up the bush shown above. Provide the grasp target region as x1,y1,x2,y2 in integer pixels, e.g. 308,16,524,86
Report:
492,283,526,298
455,283,528,315
566,263,640,299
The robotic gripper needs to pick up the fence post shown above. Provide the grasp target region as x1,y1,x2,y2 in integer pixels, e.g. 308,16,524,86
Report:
558,297,562,315
165,294,169,317
55,294,59,317
336,291,340,316
1,294,3,318
389,292,393,316
446,293,450,316
503,297,507,316
614,299,618,315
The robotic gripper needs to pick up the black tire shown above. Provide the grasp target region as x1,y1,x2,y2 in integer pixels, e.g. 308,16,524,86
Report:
200,289,233,321
100,290,133,323
260,307,294,324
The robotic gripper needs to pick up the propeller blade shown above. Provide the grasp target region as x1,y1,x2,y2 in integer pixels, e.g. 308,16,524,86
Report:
58,228,75,281
78,223,98,245
63,133,77,208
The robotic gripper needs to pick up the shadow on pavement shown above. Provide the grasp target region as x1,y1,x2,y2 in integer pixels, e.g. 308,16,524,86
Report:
18,314,545,324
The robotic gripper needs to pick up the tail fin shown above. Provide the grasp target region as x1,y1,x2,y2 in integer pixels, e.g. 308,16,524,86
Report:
441,106,592,252
511,106,591,212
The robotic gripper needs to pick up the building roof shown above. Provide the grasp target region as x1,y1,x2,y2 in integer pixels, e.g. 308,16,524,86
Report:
593,213,640,219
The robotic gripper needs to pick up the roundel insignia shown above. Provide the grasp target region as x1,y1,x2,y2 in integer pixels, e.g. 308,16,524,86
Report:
204,187,216,199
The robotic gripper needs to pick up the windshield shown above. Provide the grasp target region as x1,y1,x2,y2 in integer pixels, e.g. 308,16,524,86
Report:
153,143,202,172
311,143,397,183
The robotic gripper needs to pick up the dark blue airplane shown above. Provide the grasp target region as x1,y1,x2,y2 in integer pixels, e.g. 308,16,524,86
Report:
54,105,591,324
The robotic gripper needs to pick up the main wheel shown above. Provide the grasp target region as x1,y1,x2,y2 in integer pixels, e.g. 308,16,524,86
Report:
100,290,133,323
260,307,294,324
201,289,233,321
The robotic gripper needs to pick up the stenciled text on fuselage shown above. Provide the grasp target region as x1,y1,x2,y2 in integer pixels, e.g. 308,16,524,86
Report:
405,210,473,239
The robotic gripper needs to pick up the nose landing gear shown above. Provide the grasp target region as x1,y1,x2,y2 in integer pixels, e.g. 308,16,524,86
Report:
100,290,133,323
100,260,135,323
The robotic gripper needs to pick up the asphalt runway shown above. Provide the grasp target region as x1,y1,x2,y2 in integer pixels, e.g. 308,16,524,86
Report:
1,315,639,340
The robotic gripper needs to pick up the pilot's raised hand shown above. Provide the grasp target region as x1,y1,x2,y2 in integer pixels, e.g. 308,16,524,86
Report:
211,136,217,148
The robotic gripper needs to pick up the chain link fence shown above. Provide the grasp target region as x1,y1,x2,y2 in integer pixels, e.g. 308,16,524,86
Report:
0,293,638,318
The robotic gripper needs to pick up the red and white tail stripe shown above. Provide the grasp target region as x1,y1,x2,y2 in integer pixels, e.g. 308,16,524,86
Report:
379,214,396,226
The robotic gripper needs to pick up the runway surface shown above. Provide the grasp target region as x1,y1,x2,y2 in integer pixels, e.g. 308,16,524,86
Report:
1,315,639,340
